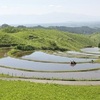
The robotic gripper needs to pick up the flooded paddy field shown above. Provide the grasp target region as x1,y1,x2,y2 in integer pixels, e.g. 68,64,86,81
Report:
0,47,100,80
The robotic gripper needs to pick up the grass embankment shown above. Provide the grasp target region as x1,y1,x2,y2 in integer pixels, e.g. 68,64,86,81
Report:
0,73,100,81
0,73,13,78
95,59,100,63
7,49,33,57
0,80,100,100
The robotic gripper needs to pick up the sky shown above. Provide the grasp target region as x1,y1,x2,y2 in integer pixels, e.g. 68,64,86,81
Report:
0,0,100,24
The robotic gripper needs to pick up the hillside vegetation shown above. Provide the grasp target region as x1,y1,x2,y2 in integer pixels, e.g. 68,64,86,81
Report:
0,27,99,51
90,33,100,45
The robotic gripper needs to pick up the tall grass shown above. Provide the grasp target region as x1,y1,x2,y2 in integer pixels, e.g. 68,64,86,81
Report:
0,80,99,100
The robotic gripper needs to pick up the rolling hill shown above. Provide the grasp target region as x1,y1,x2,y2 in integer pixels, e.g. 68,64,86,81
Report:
0,27,99,51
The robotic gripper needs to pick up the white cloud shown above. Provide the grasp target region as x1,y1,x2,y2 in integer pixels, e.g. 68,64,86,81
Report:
49,4,62,8
0,6,44,15
49,5,55,7
0,5,8,9
0,0,100,24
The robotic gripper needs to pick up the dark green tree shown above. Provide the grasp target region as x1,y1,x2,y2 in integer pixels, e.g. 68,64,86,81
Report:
1,24,10,28
2,26,19,33
98,43,100,48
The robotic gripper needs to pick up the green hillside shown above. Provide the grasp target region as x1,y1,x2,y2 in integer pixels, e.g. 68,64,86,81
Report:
0,32,26,46
0,28,99,51
90,33,100,45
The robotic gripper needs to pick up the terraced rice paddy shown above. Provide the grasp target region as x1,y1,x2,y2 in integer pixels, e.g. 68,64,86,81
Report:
0,47,100,80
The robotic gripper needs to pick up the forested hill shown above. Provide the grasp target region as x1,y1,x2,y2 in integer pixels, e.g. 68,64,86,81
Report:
25,25,100,34
48,26,100,34
1,24,100,34
0,25,100,51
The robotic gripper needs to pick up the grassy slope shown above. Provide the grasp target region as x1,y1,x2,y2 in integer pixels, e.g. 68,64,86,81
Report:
0,32,26,45
0,80,100,100
0,28,99,51
90,33,100,45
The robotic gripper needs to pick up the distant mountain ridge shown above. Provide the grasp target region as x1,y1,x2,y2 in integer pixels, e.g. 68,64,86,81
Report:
1,23,100,34
48,26,100,34
30,25,100,34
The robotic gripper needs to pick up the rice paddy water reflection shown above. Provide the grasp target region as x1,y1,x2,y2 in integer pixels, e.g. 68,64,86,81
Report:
0,47,100,80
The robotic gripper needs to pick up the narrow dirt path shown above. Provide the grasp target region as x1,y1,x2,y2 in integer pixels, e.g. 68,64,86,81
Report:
0,78,100,85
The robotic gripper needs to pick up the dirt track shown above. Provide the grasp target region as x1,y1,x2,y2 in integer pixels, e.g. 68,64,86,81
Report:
0,78,100,85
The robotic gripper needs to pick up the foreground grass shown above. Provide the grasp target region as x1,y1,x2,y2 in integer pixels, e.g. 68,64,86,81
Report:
0,80,100,100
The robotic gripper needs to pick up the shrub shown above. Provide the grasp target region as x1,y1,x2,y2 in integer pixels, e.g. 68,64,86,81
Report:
16,44,35,51
98,43,100,48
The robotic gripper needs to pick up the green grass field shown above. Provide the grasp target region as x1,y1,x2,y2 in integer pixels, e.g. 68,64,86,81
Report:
0,80,100,100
